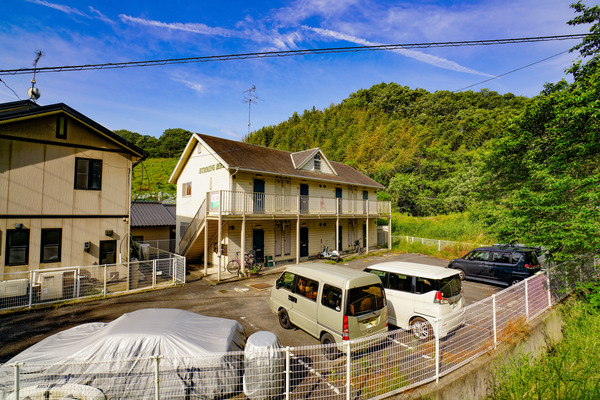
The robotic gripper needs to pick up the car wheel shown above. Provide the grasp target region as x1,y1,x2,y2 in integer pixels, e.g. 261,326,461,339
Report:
320,333,340,360
410,317,433,341
278,308,292,329
509,278,522,286
456,269,466,280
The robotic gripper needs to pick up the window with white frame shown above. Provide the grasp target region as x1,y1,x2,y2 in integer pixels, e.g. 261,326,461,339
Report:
182,182,192,197
314,153,321,171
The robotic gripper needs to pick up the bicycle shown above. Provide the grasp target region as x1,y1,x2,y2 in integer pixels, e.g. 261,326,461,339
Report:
354,238,363,255
226,251,264,276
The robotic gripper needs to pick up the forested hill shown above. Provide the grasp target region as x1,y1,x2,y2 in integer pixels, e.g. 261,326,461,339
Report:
244,83,531,216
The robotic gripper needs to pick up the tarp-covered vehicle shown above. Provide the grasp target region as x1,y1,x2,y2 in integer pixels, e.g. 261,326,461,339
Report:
0,308,247,400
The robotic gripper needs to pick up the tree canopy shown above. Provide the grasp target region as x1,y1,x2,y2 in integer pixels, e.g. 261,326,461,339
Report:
475,1,600,260
245,85,529,216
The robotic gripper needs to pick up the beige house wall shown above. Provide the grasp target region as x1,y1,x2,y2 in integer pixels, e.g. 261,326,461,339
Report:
0,114,134,276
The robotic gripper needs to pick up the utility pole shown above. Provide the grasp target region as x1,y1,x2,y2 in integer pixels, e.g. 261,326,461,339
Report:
242,85,261,136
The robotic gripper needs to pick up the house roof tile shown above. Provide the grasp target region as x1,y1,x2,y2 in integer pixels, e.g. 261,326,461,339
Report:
196,134,384,189
131,202,176,227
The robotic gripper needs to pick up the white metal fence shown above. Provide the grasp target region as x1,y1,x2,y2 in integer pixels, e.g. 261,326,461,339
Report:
0,247,186,311
393,235,486,251
1,261,588,400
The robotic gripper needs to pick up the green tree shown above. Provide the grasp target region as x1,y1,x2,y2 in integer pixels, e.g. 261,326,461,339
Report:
158,128,193,158
476,1,600,260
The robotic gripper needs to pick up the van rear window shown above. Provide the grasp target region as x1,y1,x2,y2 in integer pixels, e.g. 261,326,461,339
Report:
438,275,462,298
347,284,385,316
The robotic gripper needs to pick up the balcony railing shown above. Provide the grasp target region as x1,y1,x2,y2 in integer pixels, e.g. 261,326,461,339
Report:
207,190,391,217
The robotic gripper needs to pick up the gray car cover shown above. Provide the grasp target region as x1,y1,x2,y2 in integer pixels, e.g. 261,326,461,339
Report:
0,308,247,399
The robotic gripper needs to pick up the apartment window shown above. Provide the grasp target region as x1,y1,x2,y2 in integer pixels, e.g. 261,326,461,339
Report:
99,240,117,265
40,228,62,263
74,158,102,190
6,229,30,266
314,153,321,171
56,116,67,139
182,182,192,197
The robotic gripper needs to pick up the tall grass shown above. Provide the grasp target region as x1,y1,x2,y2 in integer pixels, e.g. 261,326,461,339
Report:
392,212,495,243
489,298,600,400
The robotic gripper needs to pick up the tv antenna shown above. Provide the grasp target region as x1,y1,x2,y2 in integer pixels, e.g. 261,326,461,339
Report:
242,85,262,135
28,51,43,102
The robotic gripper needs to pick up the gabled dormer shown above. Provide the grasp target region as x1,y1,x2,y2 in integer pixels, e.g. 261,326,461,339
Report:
290,148,337,175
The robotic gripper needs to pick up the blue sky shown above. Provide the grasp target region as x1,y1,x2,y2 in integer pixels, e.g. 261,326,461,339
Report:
0,0,589,140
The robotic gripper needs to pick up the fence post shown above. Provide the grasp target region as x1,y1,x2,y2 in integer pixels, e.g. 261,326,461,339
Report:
13,363,20,399
172,259,176,286
103,265,107,297
346,341,351,400
28,271,33,309
152,260,157,289
546,272,552,308
525,279,529,322
153,355,161,400
435,318,440,383
438,240,441,251
285,347,290,400
492,294,497,349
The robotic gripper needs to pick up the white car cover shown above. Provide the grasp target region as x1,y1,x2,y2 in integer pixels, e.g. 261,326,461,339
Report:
0,308,247,400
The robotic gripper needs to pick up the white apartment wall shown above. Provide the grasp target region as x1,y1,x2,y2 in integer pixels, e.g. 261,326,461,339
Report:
175,141,231,240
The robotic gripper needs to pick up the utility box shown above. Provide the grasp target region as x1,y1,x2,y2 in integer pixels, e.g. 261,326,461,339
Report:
0,278,29,298
39,271,64,301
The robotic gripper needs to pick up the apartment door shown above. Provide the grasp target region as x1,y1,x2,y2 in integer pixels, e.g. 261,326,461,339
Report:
300,227,309,257
363,190,369,214
338,225,343,252
300,183,309,214
336,187,342,213
253,229,265,262
253,179,265,213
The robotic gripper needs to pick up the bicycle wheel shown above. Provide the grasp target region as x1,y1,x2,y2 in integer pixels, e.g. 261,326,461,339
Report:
253,260,264,273
226,259,241,274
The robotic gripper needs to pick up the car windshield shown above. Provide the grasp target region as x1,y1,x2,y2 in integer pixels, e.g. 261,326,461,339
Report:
346,284,386,316
437,275,462,298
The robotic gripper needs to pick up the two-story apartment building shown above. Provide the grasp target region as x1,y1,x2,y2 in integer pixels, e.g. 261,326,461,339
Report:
169,133,392,278
0,100,145,281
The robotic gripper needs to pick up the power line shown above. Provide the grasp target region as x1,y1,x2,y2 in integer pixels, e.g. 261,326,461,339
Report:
0,34,588,76
453,49,572,92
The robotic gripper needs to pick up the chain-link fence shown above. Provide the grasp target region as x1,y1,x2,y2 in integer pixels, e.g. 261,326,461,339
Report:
0,247,185,311
2,257,593,400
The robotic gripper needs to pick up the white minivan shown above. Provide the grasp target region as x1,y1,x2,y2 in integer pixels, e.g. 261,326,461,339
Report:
364,262,465,340
270,263,388,358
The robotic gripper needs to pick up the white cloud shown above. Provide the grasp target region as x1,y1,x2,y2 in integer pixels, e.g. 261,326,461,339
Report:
25,0,89,17
119,15,235,38
305,26,494,77
274,0,361,25
89,7,113,24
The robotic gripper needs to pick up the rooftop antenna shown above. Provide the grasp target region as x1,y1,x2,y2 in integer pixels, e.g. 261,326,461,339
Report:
28,50,43,102
242,85,262,135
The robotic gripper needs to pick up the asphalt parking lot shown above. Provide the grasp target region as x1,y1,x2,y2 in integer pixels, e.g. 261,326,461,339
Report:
0,251,501,363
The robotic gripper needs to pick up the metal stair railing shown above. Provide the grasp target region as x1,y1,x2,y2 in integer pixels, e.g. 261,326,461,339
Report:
179,198,206,256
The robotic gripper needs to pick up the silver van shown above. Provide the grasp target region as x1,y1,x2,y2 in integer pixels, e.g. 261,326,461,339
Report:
270,263,388,358
365,262,465,340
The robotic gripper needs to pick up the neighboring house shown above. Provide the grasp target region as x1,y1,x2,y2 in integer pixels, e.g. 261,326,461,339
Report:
169,133,392,274
130,201,176,253
0,100,145,278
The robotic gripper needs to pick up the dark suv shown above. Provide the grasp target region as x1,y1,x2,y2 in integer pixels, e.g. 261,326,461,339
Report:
448,245,542,286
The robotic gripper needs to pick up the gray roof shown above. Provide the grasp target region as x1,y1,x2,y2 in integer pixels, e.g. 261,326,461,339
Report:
193,134,384,189
131,202,176,227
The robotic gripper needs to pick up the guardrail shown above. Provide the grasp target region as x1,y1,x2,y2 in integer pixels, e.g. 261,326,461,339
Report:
0,247,186,311
1,258,590,400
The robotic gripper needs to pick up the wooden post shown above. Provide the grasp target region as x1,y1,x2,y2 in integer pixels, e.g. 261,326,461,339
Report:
204,191,209,276
217,190,222,282
296,195,300,264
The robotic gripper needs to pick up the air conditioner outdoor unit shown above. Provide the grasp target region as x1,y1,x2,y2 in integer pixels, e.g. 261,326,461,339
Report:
0,278,29,298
